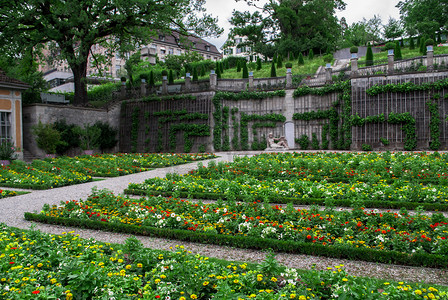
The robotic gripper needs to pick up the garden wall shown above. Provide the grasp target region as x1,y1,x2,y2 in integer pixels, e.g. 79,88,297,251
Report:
23,103,120,157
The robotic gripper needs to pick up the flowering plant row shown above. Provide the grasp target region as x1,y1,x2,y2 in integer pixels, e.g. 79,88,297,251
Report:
2,225,446,300
127,173,448,209
188,152,448,184
35,189,448,265
0,160,91,190
46,152,217,177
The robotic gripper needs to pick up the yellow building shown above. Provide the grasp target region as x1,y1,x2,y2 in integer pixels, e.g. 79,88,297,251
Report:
0,69,28,159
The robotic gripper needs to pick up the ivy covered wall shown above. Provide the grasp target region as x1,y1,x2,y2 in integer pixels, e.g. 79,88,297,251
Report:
119,71,448,153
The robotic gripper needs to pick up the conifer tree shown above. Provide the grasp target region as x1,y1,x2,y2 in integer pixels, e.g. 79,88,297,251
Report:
149,70,155,86
308,49,314,60
236,60,241,72
409,37,415,50
242,61,249,78
216,65,221,79
220,61,224,73
365,45,373,66
277,54,283,68
395,41,402,60
192,67,198,82
256,57,262,70
270,61,277,77
168,70,174,84
298,53,304,65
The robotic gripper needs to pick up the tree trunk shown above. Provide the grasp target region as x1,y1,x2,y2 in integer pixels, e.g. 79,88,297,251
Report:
71,61,88,106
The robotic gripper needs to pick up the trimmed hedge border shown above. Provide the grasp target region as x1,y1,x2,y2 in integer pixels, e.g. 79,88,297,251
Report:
24,212,448,268
0,179,92,190
124,189,448,212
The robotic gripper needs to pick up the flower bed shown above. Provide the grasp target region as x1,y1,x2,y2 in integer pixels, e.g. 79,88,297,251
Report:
1,224,446,299
0,189,27,198
189,152,448,183
0,161,91,190
126,173,448,211
46,153,217,177
27,189,448,267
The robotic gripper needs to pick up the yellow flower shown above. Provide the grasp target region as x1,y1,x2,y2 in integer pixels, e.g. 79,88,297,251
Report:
342,278,348,282
290,294,296,299
299,296,306,300
428,293,435,299
180,297,186,300
125,265,132,269
160,275,166,279
271,277,277,282
191,294,198,299
137,263,143,268
203,281,209,286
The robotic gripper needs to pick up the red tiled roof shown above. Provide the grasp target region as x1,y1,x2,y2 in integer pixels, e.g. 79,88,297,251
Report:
158,31,222,56
0,69,29,90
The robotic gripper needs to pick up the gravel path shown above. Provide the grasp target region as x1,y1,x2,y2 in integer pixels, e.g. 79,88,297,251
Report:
1,152,447,286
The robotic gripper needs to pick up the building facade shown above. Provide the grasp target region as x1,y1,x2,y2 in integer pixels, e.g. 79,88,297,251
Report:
39,32,222,79
0,69,28,159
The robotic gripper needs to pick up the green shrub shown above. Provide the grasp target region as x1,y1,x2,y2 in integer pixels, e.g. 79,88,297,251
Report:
256,57,262,70
409,37,415,50
426,38,435,46
361,144,373,151
32,121,62,154
94,122,118,151
296,134,310,150
350,46,358,53
384,42,395,51
311,133,319,149
242,61,249,79
323,54,333,63
0,141,18,160
54,120,80,155
285,62,292,68
73,124,101,151
380,137,390,146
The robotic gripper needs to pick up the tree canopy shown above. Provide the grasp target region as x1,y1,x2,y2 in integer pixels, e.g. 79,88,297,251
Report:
397,0,448,37
228,0,346,58
0,0,222,106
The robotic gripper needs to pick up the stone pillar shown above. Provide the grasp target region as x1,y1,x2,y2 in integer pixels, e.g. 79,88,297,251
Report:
209,70,217,91
387,49,394,75
162,76,168,94
427,45,434,71
286,68,292,88
140,79,146,97
185,73,191,92
248,71,254,91
350,54,358,77
120,81,126,99
325,64,332,84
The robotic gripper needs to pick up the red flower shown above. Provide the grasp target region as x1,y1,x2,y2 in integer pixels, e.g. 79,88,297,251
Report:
155,296,161,299
306,235,312,239
32,291,40,294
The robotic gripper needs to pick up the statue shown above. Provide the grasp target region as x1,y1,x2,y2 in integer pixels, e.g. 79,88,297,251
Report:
266,132,289,150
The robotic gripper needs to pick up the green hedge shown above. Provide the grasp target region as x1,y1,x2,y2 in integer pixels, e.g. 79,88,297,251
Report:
24,212,448,268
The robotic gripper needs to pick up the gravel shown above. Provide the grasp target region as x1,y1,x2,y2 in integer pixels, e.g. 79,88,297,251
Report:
1,152,447,286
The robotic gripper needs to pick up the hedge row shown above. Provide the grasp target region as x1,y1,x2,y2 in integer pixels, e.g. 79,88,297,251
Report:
24,212,448,268
124,189,448,212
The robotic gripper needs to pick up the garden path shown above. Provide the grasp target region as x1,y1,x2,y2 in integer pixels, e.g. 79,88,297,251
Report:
0,151,447,286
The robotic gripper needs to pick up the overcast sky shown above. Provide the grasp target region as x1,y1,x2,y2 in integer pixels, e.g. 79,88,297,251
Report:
203,0,401,50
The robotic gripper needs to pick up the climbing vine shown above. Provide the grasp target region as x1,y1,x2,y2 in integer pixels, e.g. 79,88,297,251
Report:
231,108,239,150
155,109,210,152
240,113,286,150
212,96,222,151
352,112,417,151
427,94,441,150
222,107,230,151
214,90,286,101
293,81,347,97
130,107,140,153
366,78,448,96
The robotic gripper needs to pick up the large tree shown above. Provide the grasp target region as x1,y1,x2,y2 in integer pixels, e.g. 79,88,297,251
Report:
0,0,222,106
397,0,448,37
229,0,346,58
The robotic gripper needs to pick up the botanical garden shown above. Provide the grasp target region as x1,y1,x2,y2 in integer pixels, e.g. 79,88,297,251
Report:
0,151,447,299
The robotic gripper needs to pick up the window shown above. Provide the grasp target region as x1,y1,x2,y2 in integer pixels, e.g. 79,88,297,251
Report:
159,35,165,41
168,48,174,55
160,49,166,54
192,42,196,48
176,49,182,55
0,112,11,144
206,46,210,51
236,47,242,54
